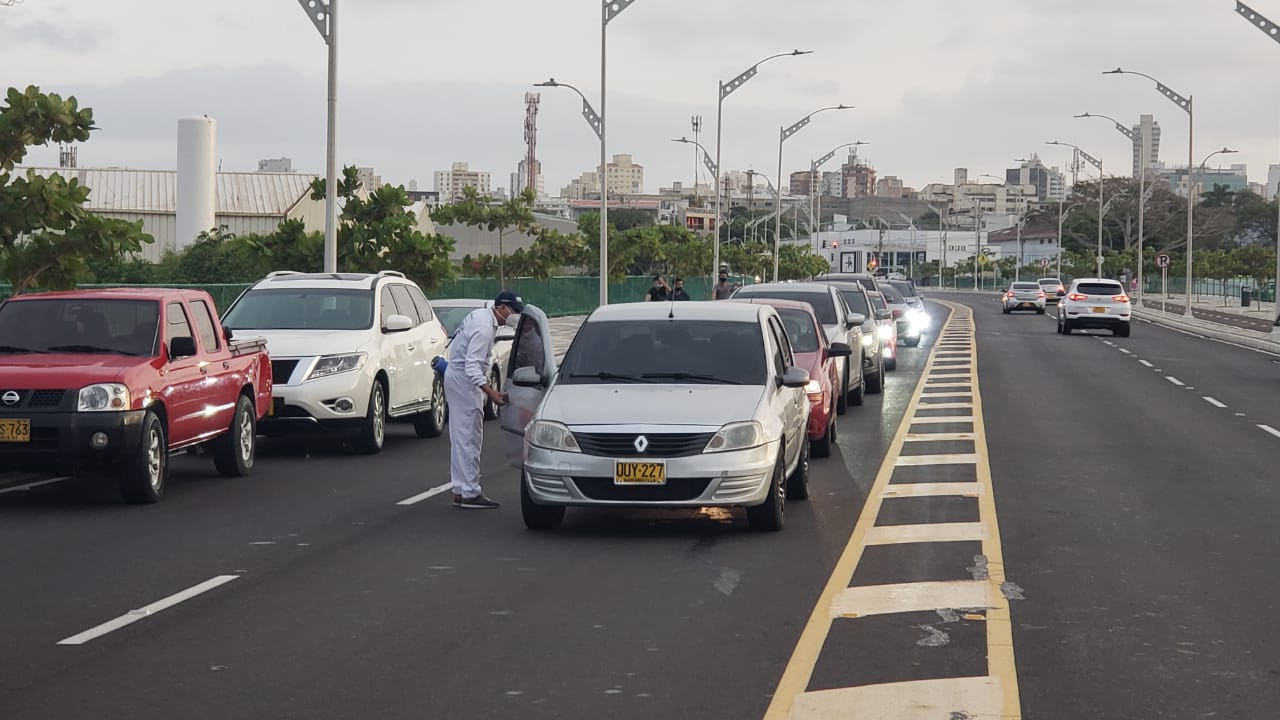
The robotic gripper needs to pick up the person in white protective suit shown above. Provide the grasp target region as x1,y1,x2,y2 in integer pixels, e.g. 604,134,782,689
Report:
444,290,523,508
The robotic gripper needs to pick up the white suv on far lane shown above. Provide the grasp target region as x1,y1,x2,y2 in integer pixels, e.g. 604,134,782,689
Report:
1057,278,1132,337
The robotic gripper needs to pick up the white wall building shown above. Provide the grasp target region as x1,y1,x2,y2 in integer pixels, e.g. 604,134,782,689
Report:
434,161,492,201
602,153,644,196
560,171,600,201
1132,114,1161,179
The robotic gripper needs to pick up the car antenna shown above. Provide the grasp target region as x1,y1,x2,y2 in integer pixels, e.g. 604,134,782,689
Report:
668,300,675,319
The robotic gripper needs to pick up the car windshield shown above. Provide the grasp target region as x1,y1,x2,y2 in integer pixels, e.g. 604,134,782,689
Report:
777,309,822,353
436,305,482,336
0,298,159,356
1039,279,1060,287
559,319,766,386
889,281,917,297
868,294,887,311
741,291,837,324
1077,283,1123,296
222,289,375,331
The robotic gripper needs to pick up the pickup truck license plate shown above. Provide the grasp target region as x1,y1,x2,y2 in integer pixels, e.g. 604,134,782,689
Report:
614,461,666,485
0,419,31,443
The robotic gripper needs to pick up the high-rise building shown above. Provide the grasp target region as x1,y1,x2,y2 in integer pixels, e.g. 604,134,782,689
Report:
1005,155,1066,202
513,158,544,199
841,151,876,198
820,171,842,197
601,153,644,196
1132,115,1161,179
875,175,904,199
789,170,817,195
1266,164,1280,199
560,171,600,201
434,161,491,201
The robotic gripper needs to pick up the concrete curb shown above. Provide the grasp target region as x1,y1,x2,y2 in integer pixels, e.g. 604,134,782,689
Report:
1131,307,1280,354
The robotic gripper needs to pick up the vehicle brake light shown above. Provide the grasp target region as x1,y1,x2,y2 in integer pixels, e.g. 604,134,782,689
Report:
1037,291,1046,298
1005,291,1016,298
1067,293,1088,302
892,309,903,319
1112,294,1130,303
1057,286,1065,293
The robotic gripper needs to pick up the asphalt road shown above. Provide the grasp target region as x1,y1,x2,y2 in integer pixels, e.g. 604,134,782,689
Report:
1140,297,1277,332
0,308,943,720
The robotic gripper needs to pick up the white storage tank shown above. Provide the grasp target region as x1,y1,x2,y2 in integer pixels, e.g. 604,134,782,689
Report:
176,115,217,252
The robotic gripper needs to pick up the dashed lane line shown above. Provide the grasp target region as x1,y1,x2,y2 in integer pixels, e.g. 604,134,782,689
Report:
883,482,983,498
904,432,976,442
1203,397,1227,408
1139,360,1154,368
396,481,453,506
865,521,988,545
58,575,240,646
1166,376,1185,387
1259,424,1280,440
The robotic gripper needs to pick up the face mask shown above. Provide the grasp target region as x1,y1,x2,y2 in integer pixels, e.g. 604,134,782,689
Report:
505,313,520,328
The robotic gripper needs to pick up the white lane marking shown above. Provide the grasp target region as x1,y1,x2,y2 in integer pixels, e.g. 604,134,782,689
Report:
1103,340,1115,346
1259,425,1280,440
918,393,974,401
396,482,453,506
866,522,987,546
904,432,975,442
0,476,73,496
1165,376,1185,386
58,575,240,646
1203,397,1227,408
830,579,996,618
792,677,1006,720
883,482,982,498
909,416,975,424
894,453,979,467
1139,359,1154,367
912,402,973,411
1119,348,1132,355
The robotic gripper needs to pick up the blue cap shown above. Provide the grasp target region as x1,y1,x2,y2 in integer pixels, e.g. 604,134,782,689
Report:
494,290,525,313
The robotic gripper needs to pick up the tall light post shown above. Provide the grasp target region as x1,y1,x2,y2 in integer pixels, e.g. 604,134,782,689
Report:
1076,112,1148,297
809,141,868,250
713,51,813,278
1057,202,1085,281
297,0,339,273
1048,141,1104,278
1105,68,1195,315
774,104,854,281
671,136,718,244
928,191,955,288
978,173,1027,281
1232,1,1280,329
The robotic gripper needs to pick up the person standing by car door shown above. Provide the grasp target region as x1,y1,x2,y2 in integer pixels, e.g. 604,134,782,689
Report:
445,290,523,509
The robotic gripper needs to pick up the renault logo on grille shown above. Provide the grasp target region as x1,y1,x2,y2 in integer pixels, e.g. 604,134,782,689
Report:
633,435,649,453
1,391,18,406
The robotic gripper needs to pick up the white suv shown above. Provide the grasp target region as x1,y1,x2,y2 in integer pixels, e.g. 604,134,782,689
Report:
222,271,450,453
1057,278,1131,337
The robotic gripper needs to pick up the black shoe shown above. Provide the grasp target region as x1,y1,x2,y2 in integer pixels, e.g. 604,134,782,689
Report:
458,494,500,509
452,493,462,506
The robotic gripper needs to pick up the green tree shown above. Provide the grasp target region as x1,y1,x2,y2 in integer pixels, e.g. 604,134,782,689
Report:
777,243,829,280
431,186,538,287
1201,183,1236,209
0,86,153,293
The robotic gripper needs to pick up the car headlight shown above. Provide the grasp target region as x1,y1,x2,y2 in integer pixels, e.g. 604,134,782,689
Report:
804,379,822,394
527,420,580,452
305,353,367,382
78,383,130,412
878,325,894,340
704,421,764,453
861,334,875,347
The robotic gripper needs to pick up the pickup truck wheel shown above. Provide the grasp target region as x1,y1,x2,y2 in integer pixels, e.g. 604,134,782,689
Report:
414,376,447,438
521,476,565,530
213,395,256,477
118,412,166,504
353,381,387,454
482,367,502,421
747,453,786,532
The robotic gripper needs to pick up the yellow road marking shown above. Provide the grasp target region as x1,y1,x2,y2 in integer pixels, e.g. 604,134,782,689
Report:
883,482,983,498
894,453,979,466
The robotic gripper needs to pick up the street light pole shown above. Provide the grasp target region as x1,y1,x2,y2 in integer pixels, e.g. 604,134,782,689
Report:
808,141,869,254
774,104,854,281
297,0,339,273
671,136,719,243
712,51,812,280
1105,68,1194,315
1076,112,1147,295
1048,141,1103,277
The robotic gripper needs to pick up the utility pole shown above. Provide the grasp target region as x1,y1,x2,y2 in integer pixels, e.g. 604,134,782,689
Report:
297,0,339,273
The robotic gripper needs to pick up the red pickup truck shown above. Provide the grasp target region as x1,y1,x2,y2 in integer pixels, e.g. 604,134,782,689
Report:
0,288,272,503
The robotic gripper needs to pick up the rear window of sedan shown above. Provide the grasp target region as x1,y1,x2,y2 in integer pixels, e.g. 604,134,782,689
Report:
1076,282,1123,296
889,281,917,297
739,290,837,325
1011,283,1041,291
777,309,822,353
879,286,906,303
559,319,767,385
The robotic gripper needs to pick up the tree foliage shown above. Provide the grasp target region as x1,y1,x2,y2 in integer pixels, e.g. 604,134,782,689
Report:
0,86,153,293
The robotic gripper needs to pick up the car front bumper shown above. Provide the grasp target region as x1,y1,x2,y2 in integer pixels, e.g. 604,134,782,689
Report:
0,409,147,470
261,369,374,432
523,440,781,509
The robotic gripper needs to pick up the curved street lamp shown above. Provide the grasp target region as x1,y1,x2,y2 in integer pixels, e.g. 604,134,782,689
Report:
1077,111,1150,298
809,141,868,248
672,136,718,239
774,104,854,281
1048,140,1106,278
1234,1,1280,328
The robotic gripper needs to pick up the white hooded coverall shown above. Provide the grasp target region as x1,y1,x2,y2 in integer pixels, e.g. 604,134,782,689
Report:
444,307,498,499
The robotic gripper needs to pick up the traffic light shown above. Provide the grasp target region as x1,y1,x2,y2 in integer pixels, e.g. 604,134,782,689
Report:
830,239,838,249
867,256,879,272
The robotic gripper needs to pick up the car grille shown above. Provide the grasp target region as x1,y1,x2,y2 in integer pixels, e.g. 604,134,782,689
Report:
0,389,68,410
572,432,715,458
271,359,301,384
573,477,712,502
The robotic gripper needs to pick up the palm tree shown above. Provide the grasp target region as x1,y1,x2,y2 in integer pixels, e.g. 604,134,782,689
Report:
1200,183,1236,209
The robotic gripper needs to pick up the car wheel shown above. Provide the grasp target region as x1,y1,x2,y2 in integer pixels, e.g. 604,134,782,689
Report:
787,437,810,500
414,376,447,438
521,475,565,530
904,336,921,347
850,369,866,407
811,415,833,459
1062,318,1074,335
835,360,848,416
213,394,256,477
1036,308,1046,315
867,356,884,394
886,355,897,372
353,381,387,454
1002,307,1010,314
1056,314,1065,334
1115,324,1131,338
747,453,786,532
118,411,166,504
482,367,502,421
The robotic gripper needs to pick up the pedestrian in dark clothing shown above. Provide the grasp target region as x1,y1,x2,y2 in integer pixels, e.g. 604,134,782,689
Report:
671,278,691,301
713,268,738,300
645,275,670,302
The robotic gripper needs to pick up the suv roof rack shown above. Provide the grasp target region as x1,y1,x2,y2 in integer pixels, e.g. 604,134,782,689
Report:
265,270,304,278
377,270,406,278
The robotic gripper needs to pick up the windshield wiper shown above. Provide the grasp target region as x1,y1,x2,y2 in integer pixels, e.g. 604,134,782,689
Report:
641,372,744,385
569,371,653,384
45,344,139,356
0,344,47,354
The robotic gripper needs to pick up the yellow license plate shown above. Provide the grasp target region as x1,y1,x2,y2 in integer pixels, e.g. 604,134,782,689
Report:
614,461,666,485
1093,307,1107,313
0,418,31,443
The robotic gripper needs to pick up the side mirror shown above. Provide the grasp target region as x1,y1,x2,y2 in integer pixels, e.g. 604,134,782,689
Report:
169,336,197,360
495,326,515,342
844,319,857,329
828,342,853,358
512,366,542,388
780,366,810,389
383,314,414,333
875,309,892,321
847,313,866,326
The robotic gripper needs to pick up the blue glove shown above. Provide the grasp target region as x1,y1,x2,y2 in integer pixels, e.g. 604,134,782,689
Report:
431,356,447,374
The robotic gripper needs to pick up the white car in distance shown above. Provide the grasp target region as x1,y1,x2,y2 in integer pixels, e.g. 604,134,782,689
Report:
221,271,450,454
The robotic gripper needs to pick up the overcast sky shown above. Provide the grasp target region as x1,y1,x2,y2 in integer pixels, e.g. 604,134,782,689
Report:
6,0,1280,196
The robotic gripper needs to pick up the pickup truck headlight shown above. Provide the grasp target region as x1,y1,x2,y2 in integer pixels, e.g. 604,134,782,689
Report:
78,383,131,412
704,421,764,453
527,420,580,452
305,353,367,382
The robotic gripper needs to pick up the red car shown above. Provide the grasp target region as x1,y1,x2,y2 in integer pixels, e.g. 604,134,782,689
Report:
730,297,853,457
0,288,272,503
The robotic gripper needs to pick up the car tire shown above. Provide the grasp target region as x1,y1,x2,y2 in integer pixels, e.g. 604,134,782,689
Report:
521,476,565,531
118,411,166,504
867,356,884,394
1036,308,1046,315
886,353,897,372
835,361,849,416
414,376,447,438
353,381,387,454
787,438,810,500
1002,307,1010,314
747,453,786,532
811,415,834,459
482,367,502,421
904,336,921,347
850,370,866,407
213,394,256,477
1115,324,1131,338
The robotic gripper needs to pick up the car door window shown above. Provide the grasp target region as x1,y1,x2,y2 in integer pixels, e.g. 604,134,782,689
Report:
405,286,435,322
511,315,547,378
765,322,787,376
389,285,421,325
379,287,399,328
769,317,794,368
166,302,194,354
189,299,221,351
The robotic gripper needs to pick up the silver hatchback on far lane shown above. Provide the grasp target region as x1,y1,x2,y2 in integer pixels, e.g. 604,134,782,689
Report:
1002,282,1047,314
503,301,812,533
